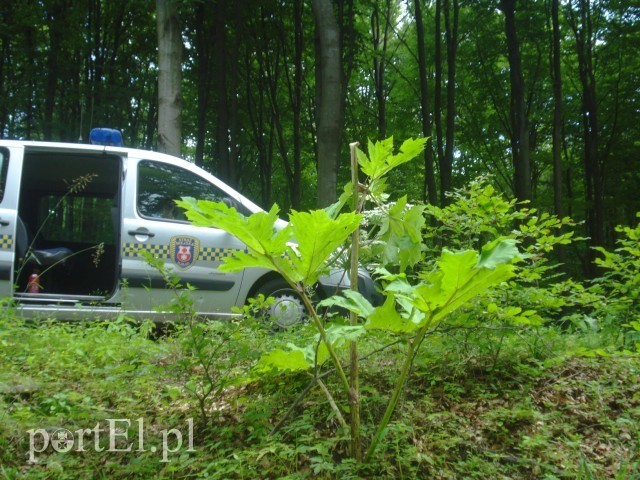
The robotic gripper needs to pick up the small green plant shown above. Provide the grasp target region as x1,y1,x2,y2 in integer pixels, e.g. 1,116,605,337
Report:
591,213,640,351
142,251,259,428
593,213,640,321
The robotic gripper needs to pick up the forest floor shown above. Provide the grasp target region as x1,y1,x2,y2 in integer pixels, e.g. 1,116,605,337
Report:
1,317,639,479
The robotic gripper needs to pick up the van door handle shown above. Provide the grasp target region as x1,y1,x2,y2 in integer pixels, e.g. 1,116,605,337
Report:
0,219,9,226
128,229,155,238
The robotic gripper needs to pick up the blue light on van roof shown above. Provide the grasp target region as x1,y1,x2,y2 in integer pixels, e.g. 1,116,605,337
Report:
90,128,124,146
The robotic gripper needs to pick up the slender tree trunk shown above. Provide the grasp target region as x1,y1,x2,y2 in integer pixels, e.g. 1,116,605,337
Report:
246,39,271,206
263,1,303,210
0,26,5,136
550,0,563,217
228,0,241,187
414,0,438,205
568,0,603,275
338,0,357,141
371,0,390,139
44,3,65,140
214,0,231,183
501,0,531,202
441,0,459,205
156,0,182,157
25,25,36,138
312,0,343,208
87,0,101,133
194,2,210,168
434,0,445,180
269,67,295,211
265,17,293,210
292,0,303,209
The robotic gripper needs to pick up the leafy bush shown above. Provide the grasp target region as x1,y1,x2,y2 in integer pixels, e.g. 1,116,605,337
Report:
593,213,640,319
593,213,640,347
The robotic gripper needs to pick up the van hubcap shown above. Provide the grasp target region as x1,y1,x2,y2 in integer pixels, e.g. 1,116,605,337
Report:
268,294,306,328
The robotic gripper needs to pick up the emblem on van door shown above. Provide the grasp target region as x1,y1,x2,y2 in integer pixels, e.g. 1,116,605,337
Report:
170,236,200,270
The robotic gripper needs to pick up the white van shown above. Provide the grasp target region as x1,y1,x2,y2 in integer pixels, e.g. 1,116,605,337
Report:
0,130,379,327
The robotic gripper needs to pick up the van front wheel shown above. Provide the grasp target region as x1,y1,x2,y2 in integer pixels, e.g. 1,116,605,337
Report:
257,279,308,329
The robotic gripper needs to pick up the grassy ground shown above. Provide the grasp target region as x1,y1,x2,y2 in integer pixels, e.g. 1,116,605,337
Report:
1,315,639,479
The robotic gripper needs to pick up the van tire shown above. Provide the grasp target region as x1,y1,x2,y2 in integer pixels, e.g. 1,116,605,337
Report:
257,278,308,329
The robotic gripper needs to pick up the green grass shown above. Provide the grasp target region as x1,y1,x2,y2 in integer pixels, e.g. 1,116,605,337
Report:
1,314,639,479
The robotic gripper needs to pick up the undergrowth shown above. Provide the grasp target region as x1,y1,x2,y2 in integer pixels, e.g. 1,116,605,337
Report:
0,314,638,479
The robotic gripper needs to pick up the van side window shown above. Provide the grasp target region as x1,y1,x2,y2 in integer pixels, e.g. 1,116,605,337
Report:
0,148,8,203
137,161,228,221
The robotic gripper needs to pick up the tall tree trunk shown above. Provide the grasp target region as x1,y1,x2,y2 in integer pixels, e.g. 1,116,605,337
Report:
338,0,357,138
44,2,66,141
441,0,459,205
156,0,182,157
267,52,295,211
292,0,303,209
568,0,603,275
87,0,101,133
501,0,531,202
371,0,390,139
434,0,445,183
263,1,302,210
0,19,6,136
414,0,438,205
25,24,36,139
194,2,210,168
228,0,241,188
246,38,271,206
550,0,563,217
312,0,343,208
214,0,231,183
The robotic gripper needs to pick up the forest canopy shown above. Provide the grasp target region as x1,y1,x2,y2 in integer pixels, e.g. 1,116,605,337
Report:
0,0,638,275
